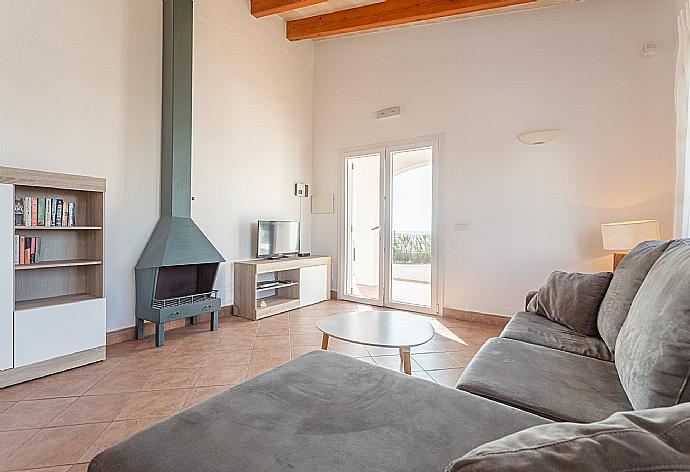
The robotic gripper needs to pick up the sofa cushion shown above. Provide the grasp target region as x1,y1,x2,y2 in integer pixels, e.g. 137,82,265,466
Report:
89,350,548,472
456,338,632,423
598,240,671,353
527,271,613,336
616,239,690,410
446,403,690,472
501,311,613,362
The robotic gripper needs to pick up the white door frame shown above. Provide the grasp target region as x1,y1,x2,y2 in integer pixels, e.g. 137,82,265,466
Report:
337,135,445,315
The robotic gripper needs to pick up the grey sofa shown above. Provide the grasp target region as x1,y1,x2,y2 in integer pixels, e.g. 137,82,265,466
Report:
456,239,688,423
90,240,690,471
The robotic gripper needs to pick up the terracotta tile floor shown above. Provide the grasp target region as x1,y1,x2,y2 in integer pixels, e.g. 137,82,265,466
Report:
0,300,502,471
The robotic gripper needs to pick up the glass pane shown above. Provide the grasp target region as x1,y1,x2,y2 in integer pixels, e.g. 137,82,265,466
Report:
390,147,432,307
345,154,381,300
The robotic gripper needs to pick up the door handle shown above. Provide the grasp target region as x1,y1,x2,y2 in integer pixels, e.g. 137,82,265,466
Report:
370,226,380,231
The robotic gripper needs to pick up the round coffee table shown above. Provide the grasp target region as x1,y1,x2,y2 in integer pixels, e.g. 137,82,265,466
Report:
315,311,435,374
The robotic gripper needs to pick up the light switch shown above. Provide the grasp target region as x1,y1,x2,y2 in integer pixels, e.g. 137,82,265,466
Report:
453,222,471,232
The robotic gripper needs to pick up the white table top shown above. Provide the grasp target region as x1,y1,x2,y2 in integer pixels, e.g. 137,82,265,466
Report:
316,311,435,348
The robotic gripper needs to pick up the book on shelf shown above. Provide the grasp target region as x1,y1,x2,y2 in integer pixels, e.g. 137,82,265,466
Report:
14,198,23,226
13,235,19,265
31,197,37,227
45,198,51,226
15,236,41,266
55,199,63,226
37,198,45,226
68,202,75,227
19,235,24,265
23,197,30,227
50,198,57,226
14,195,78,227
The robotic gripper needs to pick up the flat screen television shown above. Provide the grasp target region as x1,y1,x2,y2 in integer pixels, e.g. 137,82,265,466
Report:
257,220,300,258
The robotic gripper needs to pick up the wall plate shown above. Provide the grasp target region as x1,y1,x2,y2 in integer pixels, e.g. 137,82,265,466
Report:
376,106,401,119
311,194,334,214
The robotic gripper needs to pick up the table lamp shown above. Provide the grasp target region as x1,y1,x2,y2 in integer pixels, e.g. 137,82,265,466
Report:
601,220,659,270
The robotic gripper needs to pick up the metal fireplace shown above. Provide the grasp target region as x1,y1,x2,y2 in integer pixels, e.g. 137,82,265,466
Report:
135,0,225,347
135,261,222,347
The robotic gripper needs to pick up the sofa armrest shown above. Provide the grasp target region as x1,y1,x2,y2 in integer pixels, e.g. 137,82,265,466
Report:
525,291,538,311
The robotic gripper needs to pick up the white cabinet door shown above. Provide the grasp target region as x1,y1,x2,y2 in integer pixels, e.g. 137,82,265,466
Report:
299,265,328,307
0,184,13,371
14,298,106,367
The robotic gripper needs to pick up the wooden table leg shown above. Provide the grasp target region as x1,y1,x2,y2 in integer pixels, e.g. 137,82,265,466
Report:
321,333,330,350
399,348,404,362
401,347,411,375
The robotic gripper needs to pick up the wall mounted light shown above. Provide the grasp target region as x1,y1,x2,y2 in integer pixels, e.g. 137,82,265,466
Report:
518,129,561,145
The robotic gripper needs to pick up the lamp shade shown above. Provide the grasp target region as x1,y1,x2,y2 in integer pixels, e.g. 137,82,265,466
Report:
601,220,659,252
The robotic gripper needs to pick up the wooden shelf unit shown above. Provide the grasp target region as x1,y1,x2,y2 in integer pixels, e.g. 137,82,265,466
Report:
15,259,102,270
15,226,103,230
15,293,100,311
257,295,301,318
256,281,299,293
0,166,106,388
234,256,331,320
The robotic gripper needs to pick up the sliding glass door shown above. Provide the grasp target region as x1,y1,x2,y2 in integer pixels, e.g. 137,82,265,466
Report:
341,139,440,314
387,144,434,310
342,150,384,304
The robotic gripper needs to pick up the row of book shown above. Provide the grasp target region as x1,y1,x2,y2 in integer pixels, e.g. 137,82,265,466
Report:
14,197,76,227
14,236,41,265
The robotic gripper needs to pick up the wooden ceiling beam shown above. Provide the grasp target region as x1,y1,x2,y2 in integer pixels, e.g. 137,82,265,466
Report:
252,0,329,18
286,0,535,40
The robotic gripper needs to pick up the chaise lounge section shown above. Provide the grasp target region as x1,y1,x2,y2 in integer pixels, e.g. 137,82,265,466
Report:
88,350,549,472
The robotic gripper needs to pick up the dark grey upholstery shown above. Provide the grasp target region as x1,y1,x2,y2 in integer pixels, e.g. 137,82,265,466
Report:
525,291,537,310
500,312,613,362
526,271,612,336
446,403,690,472
89,351,548,472
456,338,632,423
616,239,690,410
598,240,671,353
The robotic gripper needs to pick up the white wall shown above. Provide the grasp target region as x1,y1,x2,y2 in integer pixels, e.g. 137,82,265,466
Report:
192,0,313,308
0,0,313,331
311,0,678,316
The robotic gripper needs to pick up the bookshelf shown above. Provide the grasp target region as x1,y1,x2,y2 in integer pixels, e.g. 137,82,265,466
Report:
0,166,106,388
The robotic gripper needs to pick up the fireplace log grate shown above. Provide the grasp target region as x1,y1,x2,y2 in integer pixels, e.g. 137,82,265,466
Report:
152,290,218,309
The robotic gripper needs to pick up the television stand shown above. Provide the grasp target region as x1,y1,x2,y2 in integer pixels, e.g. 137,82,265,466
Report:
234,255,331,320
264,255,290,260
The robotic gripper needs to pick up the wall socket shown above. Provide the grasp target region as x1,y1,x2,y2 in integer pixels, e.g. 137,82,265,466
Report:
453,222,471,232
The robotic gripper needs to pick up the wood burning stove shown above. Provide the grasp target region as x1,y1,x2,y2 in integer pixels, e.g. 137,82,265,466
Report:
135,0,225,347
135,262,221,347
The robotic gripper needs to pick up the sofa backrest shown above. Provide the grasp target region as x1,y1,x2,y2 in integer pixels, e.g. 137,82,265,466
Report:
615,239,690,410
597,240,671,353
